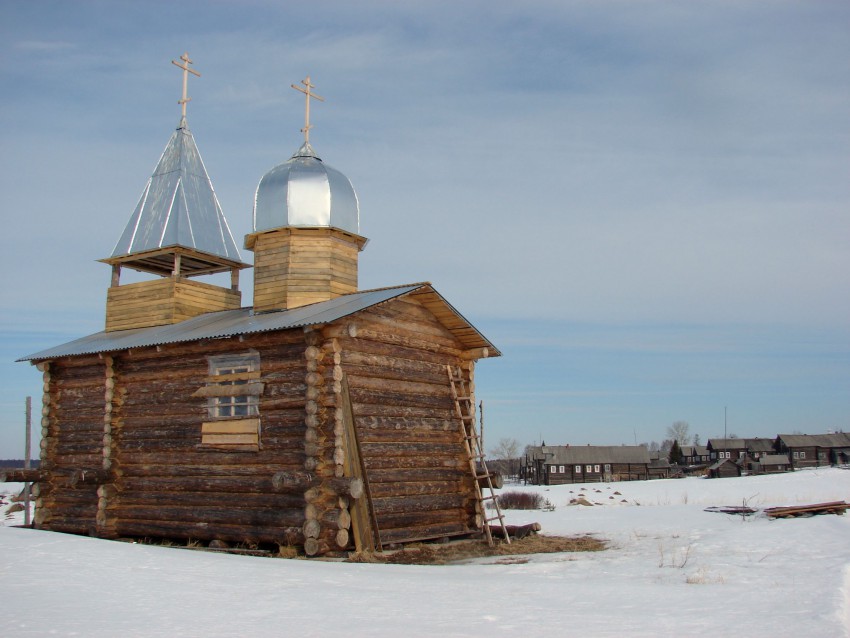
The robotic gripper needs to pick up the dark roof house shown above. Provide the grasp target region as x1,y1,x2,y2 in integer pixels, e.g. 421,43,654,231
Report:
525,445,652,485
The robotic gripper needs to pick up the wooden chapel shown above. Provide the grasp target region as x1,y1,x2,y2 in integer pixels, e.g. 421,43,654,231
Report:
15,57,502,556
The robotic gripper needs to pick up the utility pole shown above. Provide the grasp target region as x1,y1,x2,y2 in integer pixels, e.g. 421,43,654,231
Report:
24,396,31,527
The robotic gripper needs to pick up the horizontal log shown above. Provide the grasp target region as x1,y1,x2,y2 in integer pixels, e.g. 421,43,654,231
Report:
272,472,364,499
118,504,305,528
39,502,98,519
369,480,464,499
359,441,463,458
0,468,42,482
118,476,283,495
70,469,110,488
114,519,305,546
43,486,98,503
360,455,467,471
378,522,471,546
371,493,471,516
343,336,455,368
376,506,471,531
366,467,469,483
479,472,503,489
49,453,104,469
41,517,97,536
349,387,452,411
340,359,448,386
354,326,463,360
115,489,305,510
350,402,455,420
358,304,460,345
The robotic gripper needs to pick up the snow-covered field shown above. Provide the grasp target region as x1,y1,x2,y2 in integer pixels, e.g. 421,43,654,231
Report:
2,468,849,637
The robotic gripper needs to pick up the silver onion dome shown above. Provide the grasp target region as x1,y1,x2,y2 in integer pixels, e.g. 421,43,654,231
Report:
253,142,359,235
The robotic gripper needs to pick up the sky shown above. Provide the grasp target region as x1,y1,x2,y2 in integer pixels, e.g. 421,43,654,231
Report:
0,0,848,457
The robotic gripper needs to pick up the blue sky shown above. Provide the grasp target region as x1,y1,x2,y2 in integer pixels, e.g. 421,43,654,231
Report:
1,0,848,456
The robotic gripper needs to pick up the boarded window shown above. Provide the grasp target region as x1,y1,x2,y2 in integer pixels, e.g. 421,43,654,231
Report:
196,352,262,451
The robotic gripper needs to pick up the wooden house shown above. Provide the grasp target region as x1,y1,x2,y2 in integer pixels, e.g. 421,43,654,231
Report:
707,438,772,463
14,70,501,556
707,458,742,479
774,433,850,469
750,454,791,475
680,445,710,466
524,445,651,485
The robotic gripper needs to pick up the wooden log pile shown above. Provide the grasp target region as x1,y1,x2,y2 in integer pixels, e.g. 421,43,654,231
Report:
764,501,848,518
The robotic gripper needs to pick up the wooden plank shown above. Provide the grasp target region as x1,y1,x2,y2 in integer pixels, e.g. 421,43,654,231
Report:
340,374,378,552
201,419,260,435
200,433,258,446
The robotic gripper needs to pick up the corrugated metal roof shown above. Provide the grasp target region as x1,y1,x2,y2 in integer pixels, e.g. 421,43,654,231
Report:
19,283,501,362
109,118,242,264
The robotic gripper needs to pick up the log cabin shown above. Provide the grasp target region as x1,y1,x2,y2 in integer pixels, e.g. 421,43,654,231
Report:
774,433,850,469
16,68,501,556
524,445,652,485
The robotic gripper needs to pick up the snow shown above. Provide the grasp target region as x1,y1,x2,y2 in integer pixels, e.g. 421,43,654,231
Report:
2,469,849,637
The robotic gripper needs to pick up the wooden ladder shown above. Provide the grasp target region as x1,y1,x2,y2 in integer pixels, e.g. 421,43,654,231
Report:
446,365,510,545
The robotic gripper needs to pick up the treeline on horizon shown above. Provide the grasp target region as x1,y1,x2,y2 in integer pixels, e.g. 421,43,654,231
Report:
0,460,41,468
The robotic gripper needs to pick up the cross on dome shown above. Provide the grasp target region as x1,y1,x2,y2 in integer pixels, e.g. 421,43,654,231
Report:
171,52,201,120
291,75,324,144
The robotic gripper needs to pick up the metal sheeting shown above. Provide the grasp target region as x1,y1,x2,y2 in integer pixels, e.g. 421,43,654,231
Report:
19,283,499,362
110,119,242,262
527,445,652,465
253,142,359,235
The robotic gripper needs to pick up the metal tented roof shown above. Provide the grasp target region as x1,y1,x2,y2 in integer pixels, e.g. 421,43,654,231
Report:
105,118,244,275
20,283,501,362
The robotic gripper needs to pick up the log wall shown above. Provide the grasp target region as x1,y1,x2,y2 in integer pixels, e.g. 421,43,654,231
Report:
34,292,483,554
337,297,479,545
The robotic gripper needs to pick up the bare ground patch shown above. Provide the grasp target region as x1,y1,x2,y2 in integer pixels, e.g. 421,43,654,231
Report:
346,534,606,565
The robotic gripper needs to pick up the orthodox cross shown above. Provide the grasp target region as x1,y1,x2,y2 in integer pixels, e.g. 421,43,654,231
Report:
171,52,201,119
291,75,324,144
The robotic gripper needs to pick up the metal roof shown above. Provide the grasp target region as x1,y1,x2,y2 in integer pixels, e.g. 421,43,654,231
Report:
707,438,774,451
253,142,360,236
527,445,651,465
777,433,850,448
19,283,501,362
107,118,243,268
